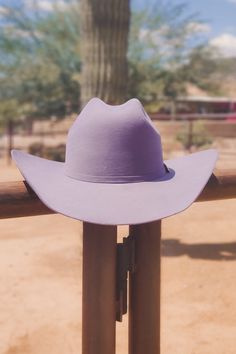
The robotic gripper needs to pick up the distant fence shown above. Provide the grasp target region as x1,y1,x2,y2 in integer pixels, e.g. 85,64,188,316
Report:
155,120,236,139
150,113,236,121
31,115,236,139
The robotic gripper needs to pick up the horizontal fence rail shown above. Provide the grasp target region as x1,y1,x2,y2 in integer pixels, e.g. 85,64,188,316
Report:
0,169,235,219
150,113,236,121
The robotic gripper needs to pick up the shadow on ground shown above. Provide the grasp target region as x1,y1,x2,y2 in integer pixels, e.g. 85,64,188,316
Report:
162,239,236,261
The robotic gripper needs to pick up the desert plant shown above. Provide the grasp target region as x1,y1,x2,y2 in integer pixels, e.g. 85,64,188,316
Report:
28,143,65,161
177,120,212,151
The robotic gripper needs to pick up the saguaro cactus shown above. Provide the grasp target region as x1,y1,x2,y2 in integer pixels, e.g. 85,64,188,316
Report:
80,0,130,106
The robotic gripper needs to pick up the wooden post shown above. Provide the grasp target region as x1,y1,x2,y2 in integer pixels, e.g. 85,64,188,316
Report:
187,118,193,151
7,119,14,165
82,222,117,354
129,221,161,354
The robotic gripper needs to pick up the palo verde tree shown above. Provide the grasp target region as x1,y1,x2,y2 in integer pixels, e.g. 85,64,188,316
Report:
0,1,81,161
127,1,216,106
0,1,81,122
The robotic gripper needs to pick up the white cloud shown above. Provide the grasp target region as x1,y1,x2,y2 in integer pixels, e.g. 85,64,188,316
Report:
139,28,161,42
139,22,211,44
0,5,10,16
139,26,178,44
210,33,236,58
186,22,211,34
24,0,69,12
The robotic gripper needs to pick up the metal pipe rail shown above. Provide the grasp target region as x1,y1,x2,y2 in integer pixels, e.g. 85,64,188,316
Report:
0,169,235,220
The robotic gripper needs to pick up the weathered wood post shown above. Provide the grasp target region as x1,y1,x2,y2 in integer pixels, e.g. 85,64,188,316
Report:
129,221,161,354
83,221,162,354
82,223,117,354
7,119,14,165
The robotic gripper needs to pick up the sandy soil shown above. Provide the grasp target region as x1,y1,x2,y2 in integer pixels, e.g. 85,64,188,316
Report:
0,137,236,354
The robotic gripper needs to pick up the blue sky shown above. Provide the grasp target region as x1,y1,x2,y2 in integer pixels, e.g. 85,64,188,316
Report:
1,0,236,57
167,0,236,38
134,0,236,37
134,0,236,57
201,0,236,36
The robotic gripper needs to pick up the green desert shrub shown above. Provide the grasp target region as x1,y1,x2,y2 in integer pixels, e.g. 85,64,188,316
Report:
177,121,212,151
28,143,65,162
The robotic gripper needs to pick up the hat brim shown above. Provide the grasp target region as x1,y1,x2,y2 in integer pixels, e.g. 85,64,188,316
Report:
11,149,217,225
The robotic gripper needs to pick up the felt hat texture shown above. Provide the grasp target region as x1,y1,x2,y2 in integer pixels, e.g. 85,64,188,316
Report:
12,97,218,225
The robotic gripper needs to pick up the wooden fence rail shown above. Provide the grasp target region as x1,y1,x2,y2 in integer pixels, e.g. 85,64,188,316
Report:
0,169,235,220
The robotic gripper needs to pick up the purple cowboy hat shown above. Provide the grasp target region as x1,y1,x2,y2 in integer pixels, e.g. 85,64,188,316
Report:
12,98,218,225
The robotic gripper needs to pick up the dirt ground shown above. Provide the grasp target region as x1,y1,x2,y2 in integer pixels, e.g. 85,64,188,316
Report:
0,135,236,354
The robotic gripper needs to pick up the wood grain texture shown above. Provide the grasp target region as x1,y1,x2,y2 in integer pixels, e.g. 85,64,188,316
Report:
0,181,53,219
82,223,117,354
197,169,236,202
0,169,235,219
129,221,161,354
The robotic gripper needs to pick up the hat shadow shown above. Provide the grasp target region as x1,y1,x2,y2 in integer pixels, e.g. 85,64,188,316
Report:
162,239,236,261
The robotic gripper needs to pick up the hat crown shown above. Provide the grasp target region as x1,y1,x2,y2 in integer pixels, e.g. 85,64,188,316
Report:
65,98,166,183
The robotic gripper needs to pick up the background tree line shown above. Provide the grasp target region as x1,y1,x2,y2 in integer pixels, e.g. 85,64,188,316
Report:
0,0,232,131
